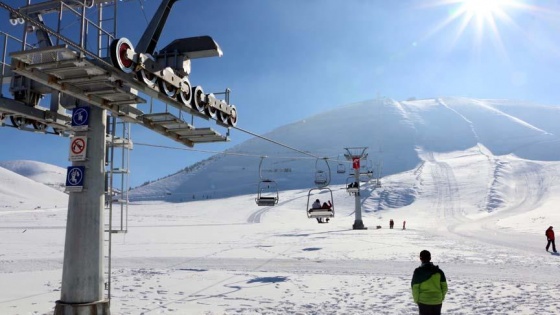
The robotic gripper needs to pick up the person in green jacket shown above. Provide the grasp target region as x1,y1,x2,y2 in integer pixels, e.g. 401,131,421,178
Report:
411,250,448,315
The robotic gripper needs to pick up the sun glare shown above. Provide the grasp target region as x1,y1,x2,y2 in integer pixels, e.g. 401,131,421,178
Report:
452,0,522,29
462,0,508,17
423,0,526,55
455,0,517,39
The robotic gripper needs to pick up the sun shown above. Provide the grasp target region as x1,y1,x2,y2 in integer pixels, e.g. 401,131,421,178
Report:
456,0,521,32
424,0,526,53
461,0,510,18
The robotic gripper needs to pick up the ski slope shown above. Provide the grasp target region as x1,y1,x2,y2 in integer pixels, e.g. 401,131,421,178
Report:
2,148,560,314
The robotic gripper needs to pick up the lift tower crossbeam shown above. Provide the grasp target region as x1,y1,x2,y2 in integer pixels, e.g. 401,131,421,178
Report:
0,1,239,314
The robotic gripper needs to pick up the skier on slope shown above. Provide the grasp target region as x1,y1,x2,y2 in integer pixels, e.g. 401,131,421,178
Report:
546,226,557,253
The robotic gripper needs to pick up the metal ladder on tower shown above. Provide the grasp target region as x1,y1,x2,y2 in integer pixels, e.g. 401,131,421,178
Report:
104,113,133,299
98,0,131,300
97,0,118,58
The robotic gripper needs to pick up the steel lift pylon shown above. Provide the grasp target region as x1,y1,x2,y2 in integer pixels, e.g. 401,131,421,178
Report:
345,147,369,230
0,1,239,314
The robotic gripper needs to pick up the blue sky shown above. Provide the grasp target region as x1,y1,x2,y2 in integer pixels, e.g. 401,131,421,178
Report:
2,0,560,187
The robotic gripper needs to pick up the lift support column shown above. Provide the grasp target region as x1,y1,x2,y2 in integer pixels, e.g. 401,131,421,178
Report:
345,147,368,230
352,164,364,229
55,105,109,315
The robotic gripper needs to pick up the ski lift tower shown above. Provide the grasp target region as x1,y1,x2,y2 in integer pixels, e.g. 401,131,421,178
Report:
344,147,368,230
0,1,237,314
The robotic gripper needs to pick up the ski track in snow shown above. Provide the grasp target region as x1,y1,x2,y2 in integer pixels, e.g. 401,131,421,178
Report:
247,193,307,223
448,160,550,254
4,153,560,314
107,260,560,315
437,98,481,144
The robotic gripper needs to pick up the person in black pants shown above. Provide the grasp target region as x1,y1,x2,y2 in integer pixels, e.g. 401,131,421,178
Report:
411,250,448,315
546,226,557,253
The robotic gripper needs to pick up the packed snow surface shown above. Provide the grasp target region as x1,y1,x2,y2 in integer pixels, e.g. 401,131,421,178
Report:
2,150,560,314
2,98,560,314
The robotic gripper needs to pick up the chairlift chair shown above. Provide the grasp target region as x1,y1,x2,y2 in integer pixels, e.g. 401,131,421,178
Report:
359,173,371,183
306,187,334,219
313,158,331,187
255,156,279,206
346,177,359,193
337,163,346,174
366,160,375,178
255,179,279,206
314,170,328,186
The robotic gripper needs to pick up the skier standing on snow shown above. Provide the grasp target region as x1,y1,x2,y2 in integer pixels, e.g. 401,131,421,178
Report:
546,226,557,253
411,250,448,315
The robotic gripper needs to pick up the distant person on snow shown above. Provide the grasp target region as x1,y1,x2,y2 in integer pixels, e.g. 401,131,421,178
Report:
546,226,557,253
390,219,394,229
411,250,448,315
403,220,407,230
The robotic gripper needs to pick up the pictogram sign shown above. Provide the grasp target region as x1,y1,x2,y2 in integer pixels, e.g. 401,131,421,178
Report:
65,166,85,192
69,136,87,161
71,107,90,131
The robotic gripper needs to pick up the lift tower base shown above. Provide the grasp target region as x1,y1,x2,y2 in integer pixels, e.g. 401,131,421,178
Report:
54,300,110,315
353,220,367,230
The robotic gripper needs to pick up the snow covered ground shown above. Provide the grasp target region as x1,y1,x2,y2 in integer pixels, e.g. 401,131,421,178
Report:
2,148,560,314
0,160,66,193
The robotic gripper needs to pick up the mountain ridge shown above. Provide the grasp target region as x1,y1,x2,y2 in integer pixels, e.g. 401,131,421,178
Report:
3,97,559,211
128,97,560,202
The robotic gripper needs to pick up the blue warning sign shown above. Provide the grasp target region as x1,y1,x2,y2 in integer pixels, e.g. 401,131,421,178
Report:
71,107,90,131
65,166,85,192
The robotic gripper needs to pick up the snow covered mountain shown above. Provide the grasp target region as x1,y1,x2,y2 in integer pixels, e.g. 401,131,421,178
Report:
0,160,67,192
129,97,560,208
4,97,560,314
3,96,560,216
0,162,68,210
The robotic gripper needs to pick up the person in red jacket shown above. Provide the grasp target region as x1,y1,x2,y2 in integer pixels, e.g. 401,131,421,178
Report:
546,226,557,253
